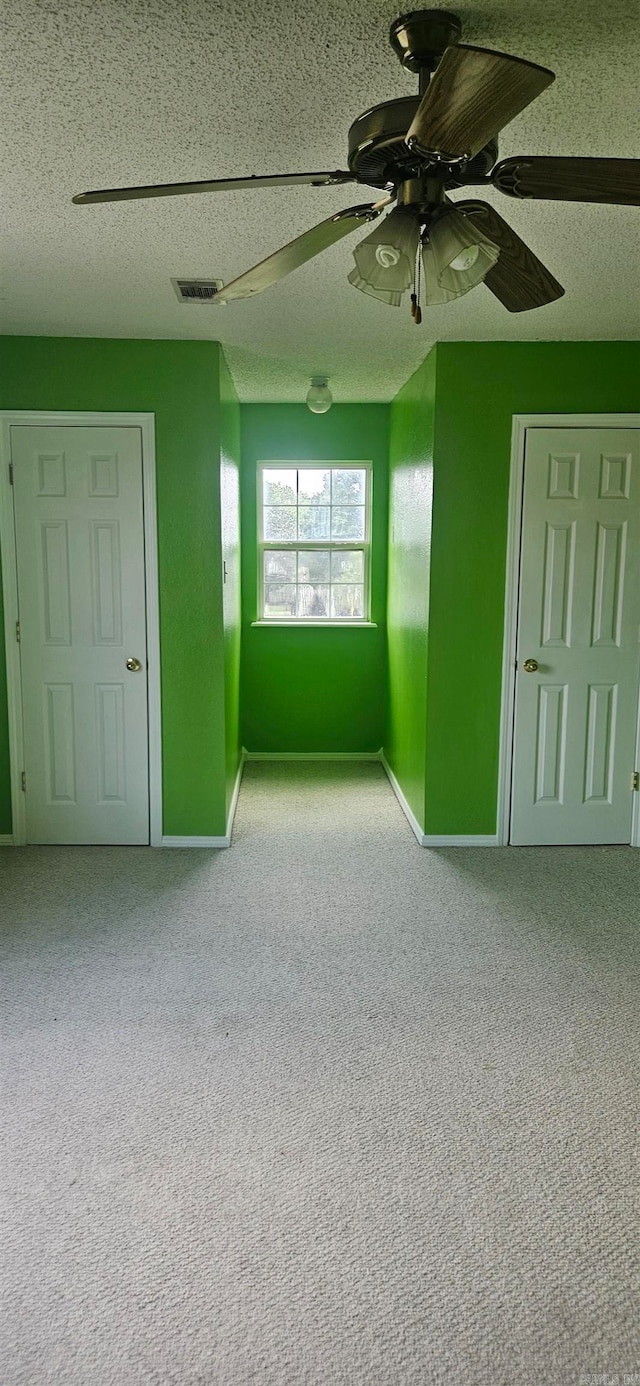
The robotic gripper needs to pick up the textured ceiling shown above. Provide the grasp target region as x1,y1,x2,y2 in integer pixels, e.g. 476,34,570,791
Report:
1,0,639,400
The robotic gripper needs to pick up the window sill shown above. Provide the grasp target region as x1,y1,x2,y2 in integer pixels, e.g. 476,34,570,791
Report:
251,620,378,629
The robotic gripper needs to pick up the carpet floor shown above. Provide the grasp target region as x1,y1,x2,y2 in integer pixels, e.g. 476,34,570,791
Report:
1,761,639,1385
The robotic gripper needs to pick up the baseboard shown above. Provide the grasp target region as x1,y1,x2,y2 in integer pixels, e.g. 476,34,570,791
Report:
0,833,14,846
379,753,425,846
161,834,230,849
421,834,500,847
380,754,499,847
226,753,245,840
242,749,382,762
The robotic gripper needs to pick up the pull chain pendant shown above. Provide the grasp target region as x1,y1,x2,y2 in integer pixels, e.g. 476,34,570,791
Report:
410,249,423,324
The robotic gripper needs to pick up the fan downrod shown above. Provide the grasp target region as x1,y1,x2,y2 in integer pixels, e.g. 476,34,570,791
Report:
389,9,462,88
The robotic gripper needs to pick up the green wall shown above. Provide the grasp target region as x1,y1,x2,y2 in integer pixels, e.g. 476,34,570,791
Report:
0,555,9,834
0,336,240,838
386,340,640,836
240,404,390,753
385,348,436,825
426,341,640,834
219,350,242,817
4,337,637,841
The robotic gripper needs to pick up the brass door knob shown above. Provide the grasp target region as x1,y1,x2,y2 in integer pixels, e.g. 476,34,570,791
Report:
126,657,142,672
522,658,539,673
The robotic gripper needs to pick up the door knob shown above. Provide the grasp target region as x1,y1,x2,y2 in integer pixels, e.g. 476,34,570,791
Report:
522,658,539,673
126,657,142,672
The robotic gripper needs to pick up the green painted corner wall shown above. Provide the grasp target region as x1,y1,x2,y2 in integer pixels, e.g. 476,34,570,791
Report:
385,347,437,827
425,340,640,835
0,336,234,838
0,554,9,834
240,404,390,753
219,350,242,816
3,337,637,843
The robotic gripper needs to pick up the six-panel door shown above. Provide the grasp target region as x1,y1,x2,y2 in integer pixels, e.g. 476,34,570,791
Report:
11,426,150,844
511,428,640,845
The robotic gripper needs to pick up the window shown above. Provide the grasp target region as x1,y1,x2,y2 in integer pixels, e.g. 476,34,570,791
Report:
258,463,372,623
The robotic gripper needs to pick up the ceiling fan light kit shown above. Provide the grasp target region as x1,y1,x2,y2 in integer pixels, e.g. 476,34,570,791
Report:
347,267,404,307
423,206,500,301
350,209,421,304
73,8,640,324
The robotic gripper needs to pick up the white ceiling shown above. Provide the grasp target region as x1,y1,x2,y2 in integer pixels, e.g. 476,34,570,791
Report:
1,0,639,401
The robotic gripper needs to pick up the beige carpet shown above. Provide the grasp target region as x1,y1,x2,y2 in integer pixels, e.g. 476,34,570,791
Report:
1,761,639,1385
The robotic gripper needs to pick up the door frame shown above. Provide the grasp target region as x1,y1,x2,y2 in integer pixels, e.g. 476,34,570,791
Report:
497,412,640,849
0,410,163,847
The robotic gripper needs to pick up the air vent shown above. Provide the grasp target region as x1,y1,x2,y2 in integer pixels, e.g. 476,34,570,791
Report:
171,278,224,304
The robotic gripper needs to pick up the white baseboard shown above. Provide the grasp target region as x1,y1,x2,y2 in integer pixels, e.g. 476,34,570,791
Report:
421,834,500,847
379,753,425,845
242,749,382,762
161,834,230,849
380,753,499,847
226,752,245,840
0,833,14,846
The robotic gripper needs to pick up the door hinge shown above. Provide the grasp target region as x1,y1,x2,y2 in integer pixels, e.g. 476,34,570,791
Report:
223,560,228,584
15,621,20,643
632,771,640,792
8,462,14,485
21,771,26,792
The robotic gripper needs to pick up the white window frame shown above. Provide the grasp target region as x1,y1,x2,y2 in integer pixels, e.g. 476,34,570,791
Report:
256,460,374,626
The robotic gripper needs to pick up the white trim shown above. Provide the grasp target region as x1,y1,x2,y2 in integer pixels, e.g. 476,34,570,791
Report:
139,418,163,848
161,835,230,849
380,752,424,844
242,750,382,761
226,753,245,839
251,620,378,629
0,410,162,847
256,460,373,624
498,412,640,849
0,422,25,845
421,835,500,847
632,683,640,849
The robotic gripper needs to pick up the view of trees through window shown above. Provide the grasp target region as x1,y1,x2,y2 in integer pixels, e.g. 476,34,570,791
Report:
260,466,370,620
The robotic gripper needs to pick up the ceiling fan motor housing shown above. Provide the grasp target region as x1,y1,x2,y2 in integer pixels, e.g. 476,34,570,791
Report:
348,98,498,192
389,9,462,74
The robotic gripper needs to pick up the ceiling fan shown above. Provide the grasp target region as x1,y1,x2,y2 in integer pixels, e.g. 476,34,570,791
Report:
73,8,640,318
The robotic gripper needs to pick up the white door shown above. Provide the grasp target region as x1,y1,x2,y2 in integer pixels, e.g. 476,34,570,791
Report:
11,425,150,844
511,427,640,846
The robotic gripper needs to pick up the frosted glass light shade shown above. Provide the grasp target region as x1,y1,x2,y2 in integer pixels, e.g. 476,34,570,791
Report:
351,209,420,296
421,240,458,306
423,207,499,302
347,267,403,307
306,378,333,414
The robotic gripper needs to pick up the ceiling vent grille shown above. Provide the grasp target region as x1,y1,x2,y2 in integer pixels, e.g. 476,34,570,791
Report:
172,278,224,304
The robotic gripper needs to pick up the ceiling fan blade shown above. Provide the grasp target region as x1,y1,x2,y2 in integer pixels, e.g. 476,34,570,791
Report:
457,200,564,312
72,169,355,205
492,156,640,206
407,44,554,162
215,204,383,303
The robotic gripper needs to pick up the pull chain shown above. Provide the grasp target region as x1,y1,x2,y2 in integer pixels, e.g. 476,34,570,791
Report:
410,244,422,325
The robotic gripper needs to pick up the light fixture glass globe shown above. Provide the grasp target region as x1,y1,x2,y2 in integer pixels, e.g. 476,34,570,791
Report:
347,267,403,308
421,243,457,305
306,378,333,414
423,206,499,303
351,209,420,301
450,243,480,272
